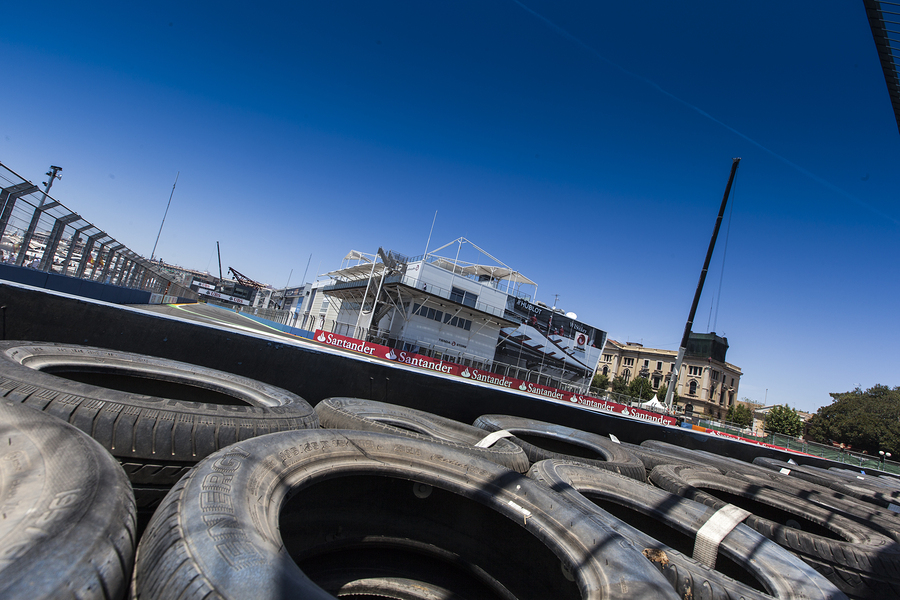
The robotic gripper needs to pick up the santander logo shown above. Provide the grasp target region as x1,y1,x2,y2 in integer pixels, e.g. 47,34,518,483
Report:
461,368,471,378
570,395,580,403
316,332,326,342
386,349,397,360
518,382,528,391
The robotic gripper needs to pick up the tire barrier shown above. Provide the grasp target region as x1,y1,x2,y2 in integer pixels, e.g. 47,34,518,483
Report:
528,459,846,600
131,429,681,600
643,446,900,537
0,400,136,600
641,440,773,478
618,440,721,477
650,464,900,599
473,414,646,481
0,342,318,482
755,457,900,511
315,397,531,473
741,460,900,542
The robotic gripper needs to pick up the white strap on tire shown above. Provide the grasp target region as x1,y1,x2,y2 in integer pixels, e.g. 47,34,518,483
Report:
475,430,514,448
693,504,751,568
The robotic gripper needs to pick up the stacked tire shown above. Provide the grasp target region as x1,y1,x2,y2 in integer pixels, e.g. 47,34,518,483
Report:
0,341,319,524
0,400,136,599
0,342,869,599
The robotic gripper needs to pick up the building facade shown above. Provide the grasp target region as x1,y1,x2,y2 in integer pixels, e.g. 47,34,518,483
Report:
308,239,608,391
597,335,742,420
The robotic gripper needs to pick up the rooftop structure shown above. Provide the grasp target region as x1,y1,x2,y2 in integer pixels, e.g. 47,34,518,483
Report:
316,238,608,391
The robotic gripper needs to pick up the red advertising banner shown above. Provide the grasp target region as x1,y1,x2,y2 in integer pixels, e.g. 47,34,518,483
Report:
313,330,677,426
692,425,813,455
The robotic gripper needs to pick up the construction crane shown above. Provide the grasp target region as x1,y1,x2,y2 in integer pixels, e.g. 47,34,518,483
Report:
228,267,266,289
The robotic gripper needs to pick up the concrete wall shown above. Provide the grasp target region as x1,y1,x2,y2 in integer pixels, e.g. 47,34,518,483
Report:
0,264,154,304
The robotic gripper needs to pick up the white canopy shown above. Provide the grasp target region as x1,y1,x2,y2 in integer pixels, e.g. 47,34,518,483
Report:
638,395,668,411
429,258,536,286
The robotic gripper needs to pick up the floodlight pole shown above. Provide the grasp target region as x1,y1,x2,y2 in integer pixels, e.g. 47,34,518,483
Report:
665,158,740,411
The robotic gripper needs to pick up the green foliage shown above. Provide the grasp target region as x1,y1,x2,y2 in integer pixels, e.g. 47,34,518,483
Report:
611,375,628,394
627,376,654,401
764,405,802,437
806,385,900,456
657,383,679,405
726,403,753,428
591,372,609,393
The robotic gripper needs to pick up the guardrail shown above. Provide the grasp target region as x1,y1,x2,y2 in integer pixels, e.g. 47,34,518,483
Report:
0,162,197,300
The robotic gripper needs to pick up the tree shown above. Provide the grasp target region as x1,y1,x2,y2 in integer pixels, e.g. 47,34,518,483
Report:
726,403,753,428
764,405,802,437
806,385,900,456
627,376,654,401
590,372,609,393
656,383,679,406
611,375,628,394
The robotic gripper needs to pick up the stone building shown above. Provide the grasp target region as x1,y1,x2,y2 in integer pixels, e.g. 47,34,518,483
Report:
597,333,741,419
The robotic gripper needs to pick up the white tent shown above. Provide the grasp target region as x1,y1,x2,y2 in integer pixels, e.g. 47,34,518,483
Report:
638,395,668,412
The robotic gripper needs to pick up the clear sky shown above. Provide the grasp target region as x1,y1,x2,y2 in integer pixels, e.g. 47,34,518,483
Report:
2,2,897,414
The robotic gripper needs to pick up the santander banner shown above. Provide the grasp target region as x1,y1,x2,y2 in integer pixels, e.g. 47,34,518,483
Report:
314,330,677,426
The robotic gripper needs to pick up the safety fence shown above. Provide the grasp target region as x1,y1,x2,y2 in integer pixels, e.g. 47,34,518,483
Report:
698,415,900,475
0,162,196,300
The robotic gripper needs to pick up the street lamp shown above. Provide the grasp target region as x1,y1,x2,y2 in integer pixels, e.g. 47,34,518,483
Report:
880,450,892,470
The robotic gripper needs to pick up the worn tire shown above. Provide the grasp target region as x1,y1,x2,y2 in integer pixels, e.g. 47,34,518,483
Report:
754,457,900,510
735,459,900,542
528,459,846,600
650,464,900,599
0,400,136,599
473,414,647,481
315,397,530,473
131,429,680,600
0,341,318,484
641,440,772,477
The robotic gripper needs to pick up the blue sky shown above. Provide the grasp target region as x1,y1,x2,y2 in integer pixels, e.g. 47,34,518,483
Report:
2,1,897,413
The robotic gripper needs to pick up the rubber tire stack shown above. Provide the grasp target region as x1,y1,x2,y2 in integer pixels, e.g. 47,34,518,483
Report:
0,341,319,518
131,428,681,600
528,459,846,600
315,397,530,472
0,399,136,599
649,462,900,599
472,413,646,481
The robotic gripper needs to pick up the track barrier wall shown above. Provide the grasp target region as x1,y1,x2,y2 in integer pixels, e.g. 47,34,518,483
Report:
0,279,884,474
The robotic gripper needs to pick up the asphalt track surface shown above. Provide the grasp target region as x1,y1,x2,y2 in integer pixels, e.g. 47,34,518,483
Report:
134,302,313,344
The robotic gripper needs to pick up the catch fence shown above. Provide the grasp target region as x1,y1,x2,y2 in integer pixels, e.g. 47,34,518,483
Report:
0,162,197,300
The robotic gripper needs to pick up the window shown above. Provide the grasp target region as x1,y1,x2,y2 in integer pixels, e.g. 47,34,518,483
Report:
412,303,455,326
711,370,719,381
438,309,471,330
643,359,649,368
623,357,634,367
450,287,477,308
602,366,608,376
730,377,735,387
689,380,698,395
652,377,660,388
603,354,613,363
688,366,702,376
622,369,631,382
656,361,663,371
